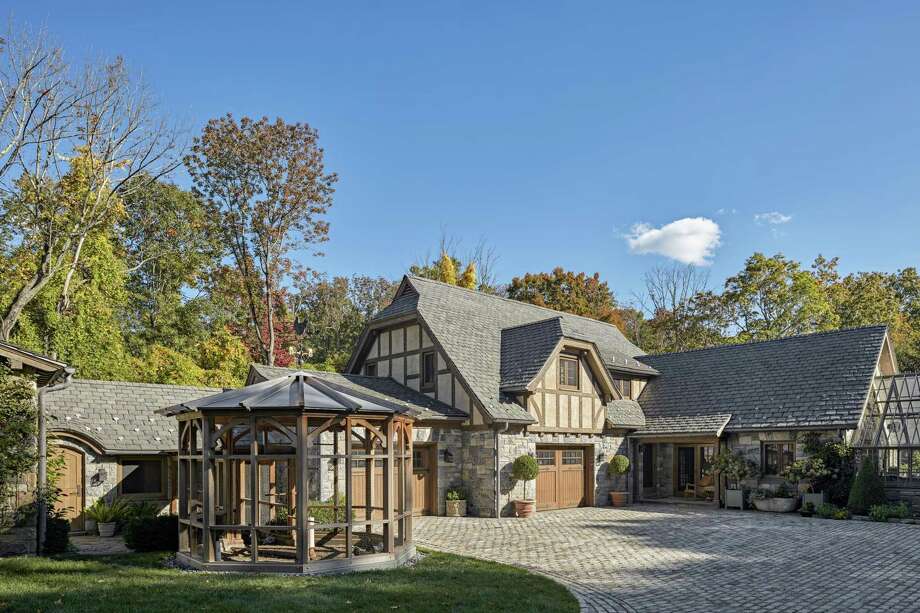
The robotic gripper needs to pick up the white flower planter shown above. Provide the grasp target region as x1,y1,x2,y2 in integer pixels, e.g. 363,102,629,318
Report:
724,489,745,510
752,497,798,513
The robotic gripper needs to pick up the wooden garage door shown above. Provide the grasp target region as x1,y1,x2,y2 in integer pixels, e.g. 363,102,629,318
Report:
536,447,585,511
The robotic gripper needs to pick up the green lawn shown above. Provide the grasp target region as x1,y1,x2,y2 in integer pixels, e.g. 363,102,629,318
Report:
0,550,577,613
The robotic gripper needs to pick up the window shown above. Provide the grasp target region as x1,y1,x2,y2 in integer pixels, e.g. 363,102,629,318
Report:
365,362,377,377
536,450,554,466
421,351,436,391
561,449,583,465
612,378,632,399
762,442,795,475
558,356,579,389
120,459,164,496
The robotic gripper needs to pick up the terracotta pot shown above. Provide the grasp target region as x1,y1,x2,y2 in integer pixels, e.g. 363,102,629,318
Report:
609,491,629,507
514,500,536,518
445,499,467,517
98,522,117,537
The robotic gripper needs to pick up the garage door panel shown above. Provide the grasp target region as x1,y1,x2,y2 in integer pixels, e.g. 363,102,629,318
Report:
536,447,585,511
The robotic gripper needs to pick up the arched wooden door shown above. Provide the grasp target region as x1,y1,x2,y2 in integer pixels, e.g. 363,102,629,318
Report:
412,445,436,515
55,447,85,532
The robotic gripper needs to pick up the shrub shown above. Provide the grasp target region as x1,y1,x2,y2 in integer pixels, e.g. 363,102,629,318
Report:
847,455,887,515
446,488,466,501
511,455,539,500
85,498,132,524
869,504,889,522
833,508,851,520
816,503,837,519
869,502,911,522
783,457,830,493
891,501,911,519
706,451,757,489
606,454,630,477
123,515,179,552
800,501,816,516
43,509,70,555
811,441,856,506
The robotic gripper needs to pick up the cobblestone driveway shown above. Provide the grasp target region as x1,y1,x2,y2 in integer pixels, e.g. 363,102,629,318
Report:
416,505,920,612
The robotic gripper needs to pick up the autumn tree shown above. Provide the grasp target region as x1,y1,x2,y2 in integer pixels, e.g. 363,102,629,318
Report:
636,264,719,352
411,233,497,292
718,253,838,341
119,176,220,353
0,51,179,341
507,268,623,325
184,114,337,365
289,273,396,370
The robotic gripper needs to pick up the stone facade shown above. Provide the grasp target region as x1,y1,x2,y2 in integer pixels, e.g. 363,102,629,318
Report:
725,429,843,490
495,428,629,517
0,527,36,556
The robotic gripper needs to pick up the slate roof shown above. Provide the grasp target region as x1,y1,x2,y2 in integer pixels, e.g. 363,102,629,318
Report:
500,318,565,391
632,414,732,437
605,399,647,428
248,365,466,422
365,276,654,422
44,379,220,453
638,326,889,432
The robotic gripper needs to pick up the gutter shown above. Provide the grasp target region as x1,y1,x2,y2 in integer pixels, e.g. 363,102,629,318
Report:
36,367,75,554
494,421,510,518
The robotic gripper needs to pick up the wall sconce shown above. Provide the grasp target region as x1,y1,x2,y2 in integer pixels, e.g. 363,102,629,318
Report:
442,449,454,464
90,468,107,487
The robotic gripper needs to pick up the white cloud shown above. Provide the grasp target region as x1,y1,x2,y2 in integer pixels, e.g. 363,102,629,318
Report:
625,217,722,266
754,211,792,225
716,207,737,216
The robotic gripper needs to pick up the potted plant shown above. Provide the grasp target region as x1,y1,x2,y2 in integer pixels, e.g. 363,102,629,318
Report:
707,450,756,510
85,498,130,537
800,501,816,517
607,454,630,506
511,455,539,518
750,482,798,513
445,488,467,517
783,457,830,508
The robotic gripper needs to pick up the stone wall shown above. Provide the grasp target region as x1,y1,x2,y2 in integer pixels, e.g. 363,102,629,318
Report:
725,429,842,490
495,429,628,516
0,527,36,557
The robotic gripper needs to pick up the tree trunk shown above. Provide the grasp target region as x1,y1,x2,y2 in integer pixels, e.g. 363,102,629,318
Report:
0,273,51,341
265,271,275,366
57,234,87,316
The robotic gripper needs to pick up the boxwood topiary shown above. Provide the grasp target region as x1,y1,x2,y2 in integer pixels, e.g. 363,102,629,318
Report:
607,454,630,477
511,455,539,500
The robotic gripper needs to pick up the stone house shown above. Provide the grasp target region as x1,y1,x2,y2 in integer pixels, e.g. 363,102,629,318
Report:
5,275,911,529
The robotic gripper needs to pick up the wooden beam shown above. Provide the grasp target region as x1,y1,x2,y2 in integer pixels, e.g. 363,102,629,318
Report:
201,415,215,562
345,417,353,558
249,414,258,564
296,414,307,565
384,417,394,553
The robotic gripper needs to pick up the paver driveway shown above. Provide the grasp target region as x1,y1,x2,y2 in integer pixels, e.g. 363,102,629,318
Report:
416,505,920,612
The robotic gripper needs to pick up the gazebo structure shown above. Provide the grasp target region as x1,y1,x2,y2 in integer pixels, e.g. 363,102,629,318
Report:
161,372,416,573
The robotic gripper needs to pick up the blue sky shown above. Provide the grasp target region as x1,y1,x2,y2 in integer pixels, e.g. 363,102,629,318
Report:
12,2,920,303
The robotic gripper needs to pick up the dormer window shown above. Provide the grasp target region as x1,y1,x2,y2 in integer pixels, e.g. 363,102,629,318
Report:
558,355,579,389
365,362,377,377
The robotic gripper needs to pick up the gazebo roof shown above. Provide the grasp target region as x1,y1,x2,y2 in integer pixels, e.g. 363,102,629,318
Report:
160,372,416,417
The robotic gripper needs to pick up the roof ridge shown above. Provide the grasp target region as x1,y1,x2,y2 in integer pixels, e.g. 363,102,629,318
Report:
500,316,563,333
406,275,636,337
642,324,889,358
71,378,221,391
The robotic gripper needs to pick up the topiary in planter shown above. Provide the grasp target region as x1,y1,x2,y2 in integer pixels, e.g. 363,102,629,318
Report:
511,455,539,517
847,455,887,515
606,454,630,478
